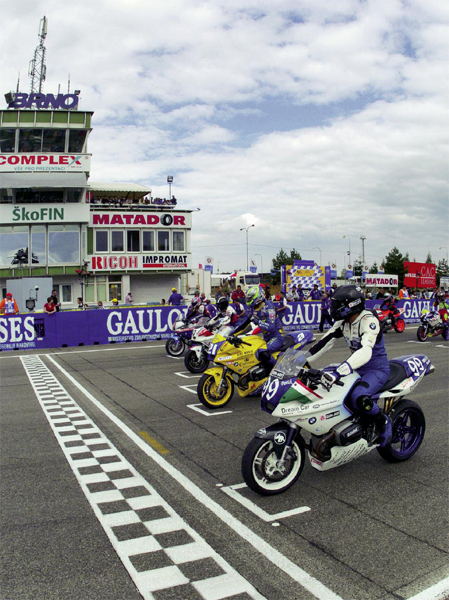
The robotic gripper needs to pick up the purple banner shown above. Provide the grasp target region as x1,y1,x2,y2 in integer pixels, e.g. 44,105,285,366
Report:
0,299,433,351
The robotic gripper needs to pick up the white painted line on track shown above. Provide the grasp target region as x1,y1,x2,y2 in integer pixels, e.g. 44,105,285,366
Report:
46,354,345,600
0,344,165,360
21,355,266,600
166,355,183,360
435,345,449,348
175,371,203,379
187,404,233,417
179,385,198,395
221,483,310,521
406,576,449,600
407,341,431,344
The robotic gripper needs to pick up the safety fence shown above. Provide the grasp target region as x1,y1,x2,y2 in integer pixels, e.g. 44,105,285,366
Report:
0,299,432,352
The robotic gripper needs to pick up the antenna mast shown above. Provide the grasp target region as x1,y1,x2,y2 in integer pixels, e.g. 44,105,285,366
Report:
29,16,48,94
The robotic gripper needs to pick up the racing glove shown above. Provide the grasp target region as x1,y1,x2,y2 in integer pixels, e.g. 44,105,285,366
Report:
321,361,353,391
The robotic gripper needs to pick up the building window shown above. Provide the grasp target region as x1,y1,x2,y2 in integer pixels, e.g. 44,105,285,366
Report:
0,129,15,152
111,230,124,252
18,129,43,152
52,284,73,304
48,225,80,264
0,226,29,267
158,230,170,252
68,130,87,153
42,129,66,153
66,188,83,203
31,225,46,264
127,230,140,252
173,231,185,252
142,230,154,252
108,275,122,301
95,230,108,252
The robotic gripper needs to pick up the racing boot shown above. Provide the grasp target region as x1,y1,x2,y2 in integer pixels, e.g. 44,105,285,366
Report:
375,414,393,447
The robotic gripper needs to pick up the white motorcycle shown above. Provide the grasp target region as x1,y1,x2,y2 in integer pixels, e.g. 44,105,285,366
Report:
242,346,434,496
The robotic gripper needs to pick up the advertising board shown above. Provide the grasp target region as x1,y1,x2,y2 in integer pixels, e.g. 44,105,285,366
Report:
403,262,436,288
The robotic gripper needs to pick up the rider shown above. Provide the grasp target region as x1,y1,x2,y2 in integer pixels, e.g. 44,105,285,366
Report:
380,292,399,322
306,285,392,447
185,293,203,323
433,292,449,330
245,285,284,368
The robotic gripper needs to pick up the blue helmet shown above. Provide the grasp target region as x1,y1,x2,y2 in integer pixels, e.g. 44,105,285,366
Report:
246,285,265,308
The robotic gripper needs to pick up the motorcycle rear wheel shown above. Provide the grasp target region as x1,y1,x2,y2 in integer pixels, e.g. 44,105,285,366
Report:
442,327,449,341
241,437,305,496
165,338,185,356
416,326,428,342
377,399,425,463
394,319,405,333
184,349,209,373
198,373,234,409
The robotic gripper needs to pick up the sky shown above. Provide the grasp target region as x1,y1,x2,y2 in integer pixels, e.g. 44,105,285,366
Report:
1,0,448,274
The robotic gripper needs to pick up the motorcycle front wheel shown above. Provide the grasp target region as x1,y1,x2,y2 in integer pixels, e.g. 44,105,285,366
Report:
377,399,425,463
165,338,185,357
394,319,405,333
241,437,305,496
184,349,209,373
416,326,428,342
198,373,234,409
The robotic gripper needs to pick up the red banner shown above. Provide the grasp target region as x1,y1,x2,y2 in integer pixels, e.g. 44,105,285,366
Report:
403,262,436,288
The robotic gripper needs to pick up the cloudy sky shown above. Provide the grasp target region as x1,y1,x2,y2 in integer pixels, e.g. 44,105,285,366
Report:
2,0,448,273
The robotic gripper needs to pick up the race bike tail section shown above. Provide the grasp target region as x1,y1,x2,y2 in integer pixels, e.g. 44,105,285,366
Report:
241,346,434,495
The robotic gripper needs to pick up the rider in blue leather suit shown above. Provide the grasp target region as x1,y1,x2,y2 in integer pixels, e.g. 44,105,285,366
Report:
307,285,392,447
246,286,284,368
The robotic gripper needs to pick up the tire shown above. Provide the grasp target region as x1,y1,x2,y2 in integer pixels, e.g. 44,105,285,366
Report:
197,373,234,409
184,349,209,373
394,319,405,333
242,437,305,496
165,338,185,357
377,399,425,463
442,327,449,341
416,326,428,342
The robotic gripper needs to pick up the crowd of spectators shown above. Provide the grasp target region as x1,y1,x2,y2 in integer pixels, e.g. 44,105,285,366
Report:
89,195,177,207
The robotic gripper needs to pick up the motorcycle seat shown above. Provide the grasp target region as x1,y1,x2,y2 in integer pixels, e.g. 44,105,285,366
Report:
377,361,408,392
279,335,296,352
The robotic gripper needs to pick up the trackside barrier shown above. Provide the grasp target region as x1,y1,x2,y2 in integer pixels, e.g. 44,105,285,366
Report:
0,299,432,352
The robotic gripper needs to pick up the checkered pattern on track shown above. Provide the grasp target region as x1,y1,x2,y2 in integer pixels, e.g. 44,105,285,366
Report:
21,355,265,600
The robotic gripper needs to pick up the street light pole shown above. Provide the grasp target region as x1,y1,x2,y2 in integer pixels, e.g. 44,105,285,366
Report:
313,246,322,266
255,253,263,276
240,224,255,271
167,175,173,200
360,235,367,268
343,235,351,269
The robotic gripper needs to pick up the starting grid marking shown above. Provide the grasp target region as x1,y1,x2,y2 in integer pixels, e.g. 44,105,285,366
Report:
20,355,266,600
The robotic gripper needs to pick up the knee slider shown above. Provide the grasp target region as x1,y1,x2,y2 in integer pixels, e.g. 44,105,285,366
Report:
356,395,373,412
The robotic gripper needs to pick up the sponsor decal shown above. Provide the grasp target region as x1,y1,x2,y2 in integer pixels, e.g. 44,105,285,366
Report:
300,404,310,411
308,417,317,424
325,410,340,420
271,369,283,379
274,432,287,445
370,323,376,330
313,404,321,409
281,406,301,415
257,428,267,435
11,206,64,222
1,153,90,173
92,213,186,227
320,415,325,421
217,355,233,361
91,255,139,270
7,92,79,110
143,255,188,269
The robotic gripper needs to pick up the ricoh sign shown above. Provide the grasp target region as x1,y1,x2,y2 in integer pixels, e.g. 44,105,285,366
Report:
88,254,191,271
0,153,91,173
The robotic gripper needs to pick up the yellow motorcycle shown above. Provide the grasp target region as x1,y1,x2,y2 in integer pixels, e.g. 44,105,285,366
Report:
197,330,314,409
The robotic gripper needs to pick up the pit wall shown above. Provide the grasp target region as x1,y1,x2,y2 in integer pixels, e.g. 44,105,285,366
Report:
0,299,432,352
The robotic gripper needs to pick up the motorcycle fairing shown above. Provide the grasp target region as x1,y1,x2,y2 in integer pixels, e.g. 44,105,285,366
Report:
308,438,376,472
373,355,433,399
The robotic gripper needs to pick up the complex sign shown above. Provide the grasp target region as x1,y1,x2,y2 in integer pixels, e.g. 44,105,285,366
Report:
404,262,436,288
365,274,398,287
0,153,91,173
91,212,190,228
7,93,79,110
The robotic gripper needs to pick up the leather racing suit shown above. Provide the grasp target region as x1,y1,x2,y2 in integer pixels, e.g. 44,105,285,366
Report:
252,301,284,367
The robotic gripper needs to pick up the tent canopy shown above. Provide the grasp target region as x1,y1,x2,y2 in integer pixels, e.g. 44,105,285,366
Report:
88,182,151,199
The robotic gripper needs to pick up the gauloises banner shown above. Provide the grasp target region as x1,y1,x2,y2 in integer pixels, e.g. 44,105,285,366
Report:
0,300,433,351
404,262,436,288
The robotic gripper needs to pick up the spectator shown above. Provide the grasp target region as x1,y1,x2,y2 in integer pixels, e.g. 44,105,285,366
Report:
231,285,246,303
296,284,305,301
161,299,166,306
398,286,409,299
111,298,119,307
0,292,19,316
51,289,61,312
200,292,208,303
168,288,184,306
276,291,288,316
215,286,224,302
77,297,84,310
328,283,337,298
375,287,385,300
125,292,133,304
319,292,333,332
233,297,245,316
310,284,322,300
43,297,56,315
98,301,105,309
191,290,201,305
